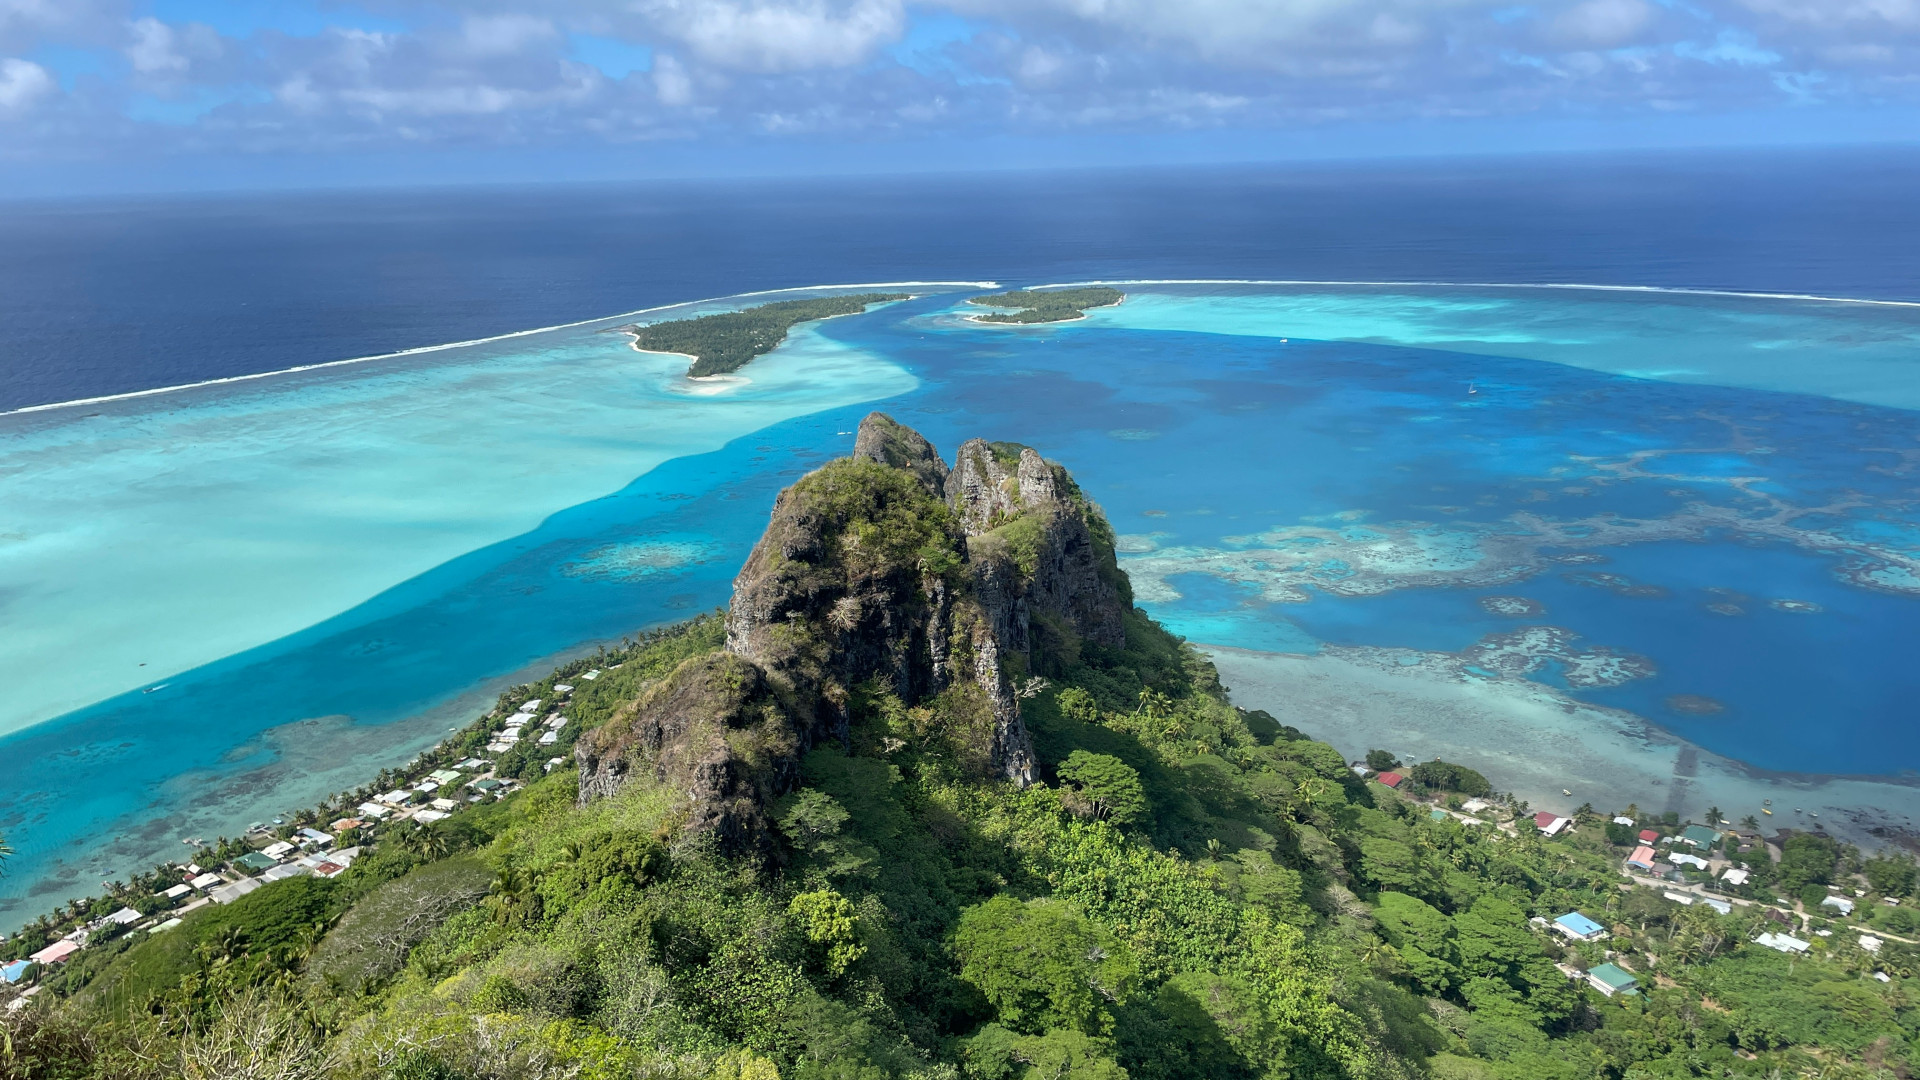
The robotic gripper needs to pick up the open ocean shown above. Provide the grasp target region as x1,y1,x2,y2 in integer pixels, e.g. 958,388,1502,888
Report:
5,148,1920,915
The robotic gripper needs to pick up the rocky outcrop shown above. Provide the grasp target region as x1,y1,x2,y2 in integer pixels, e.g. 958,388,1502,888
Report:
852,412,950,498
578,412,1131,858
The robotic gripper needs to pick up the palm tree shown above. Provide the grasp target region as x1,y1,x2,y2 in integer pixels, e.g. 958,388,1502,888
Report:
1742,815,1760,831
1706,806,1723,826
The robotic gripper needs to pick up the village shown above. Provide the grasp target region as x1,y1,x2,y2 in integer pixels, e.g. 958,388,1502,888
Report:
0,669,609,1005
1354,754,1917,999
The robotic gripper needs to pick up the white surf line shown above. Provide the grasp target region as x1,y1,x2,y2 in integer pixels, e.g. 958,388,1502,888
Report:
1021,278,1920,310
2,281,1000,418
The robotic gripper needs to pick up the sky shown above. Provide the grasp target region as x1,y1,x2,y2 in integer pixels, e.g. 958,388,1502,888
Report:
2,0,1919,193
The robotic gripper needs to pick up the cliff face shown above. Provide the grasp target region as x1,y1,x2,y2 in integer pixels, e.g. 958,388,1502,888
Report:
576,412,1131,856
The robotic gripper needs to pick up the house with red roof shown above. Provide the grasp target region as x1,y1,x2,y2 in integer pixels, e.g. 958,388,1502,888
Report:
1375,771,1405,789
1534,811,1572,837
1638,829,1660,844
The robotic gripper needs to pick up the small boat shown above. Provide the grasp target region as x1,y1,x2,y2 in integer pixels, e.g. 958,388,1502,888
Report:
1467,382,1479,395
1562,789,1572,796
1762,808,1773,815
143,683,169,694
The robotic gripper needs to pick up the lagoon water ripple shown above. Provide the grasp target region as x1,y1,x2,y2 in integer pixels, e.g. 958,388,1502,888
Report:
6,283,1920,911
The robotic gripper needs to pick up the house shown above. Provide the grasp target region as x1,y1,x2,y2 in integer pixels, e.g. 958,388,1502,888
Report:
1821,895,1855,916
261,841,295,860
454,758,488,770
261,863,310,883
1720,867,1750,886
470,778,503,792
330,817,365,832
101,907,142,927
150,919,183,934
357,802,393,819
209,878,263,904
1375,771,1405,789
416,780,440,794
582,669,601,680
1755,932,1810,954
413,809,449,823
188,872,224,890
1702,898,1732,915
429,769,462,785
1535,812,1572,837
1638,829,1661,844
1552,912,1606,941
298,828,334,846
1612,816,1635,826
518,698,543,713
546,715,567,729
1585,963,1639,997
1663,891,1695,906
158,883,192,901
234,851,278,873
1679,825,1721,848
1668,852,1709,870
1627,846,1658,871
29,940,79,966
538,730,559,745
1461,798,1494,814
376,789,412,806
553,683,574,694
1,959,32,984
1861,934,1884,954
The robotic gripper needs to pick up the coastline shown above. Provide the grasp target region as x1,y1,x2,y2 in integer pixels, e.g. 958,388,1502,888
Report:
961,292,1126,327
0,282,984,419
1204,642,1920,850
1025,278,1920,309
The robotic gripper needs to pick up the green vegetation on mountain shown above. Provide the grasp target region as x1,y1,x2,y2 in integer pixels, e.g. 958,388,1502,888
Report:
5,417,1915,1080
967,288,1123,324
626,293,910,377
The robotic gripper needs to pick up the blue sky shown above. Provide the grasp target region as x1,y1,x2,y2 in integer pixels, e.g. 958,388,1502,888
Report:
2,0,1918,193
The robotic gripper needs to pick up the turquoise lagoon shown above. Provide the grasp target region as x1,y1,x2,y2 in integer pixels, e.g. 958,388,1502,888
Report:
8,282,1920,912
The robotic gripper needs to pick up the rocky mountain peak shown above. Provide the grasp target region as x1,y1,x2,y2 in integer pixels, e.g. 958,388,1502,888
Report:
577,417,1132,859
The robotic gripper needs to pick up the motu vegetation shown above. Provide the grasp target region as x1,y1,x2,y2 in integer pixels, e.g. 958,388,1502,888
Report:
4,442,1916,1080
966,288,1123,324
625,293,910,377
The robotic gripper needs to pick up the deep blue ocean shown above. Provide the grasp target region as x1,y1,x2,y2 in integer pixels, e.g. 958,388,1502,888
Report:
8,148,1920,411
5,147,1920,914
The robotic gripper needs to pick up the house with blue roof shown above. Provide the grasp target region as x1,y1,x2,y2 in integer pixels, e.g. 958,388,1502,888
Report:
1552,911,1607,941
1,958,33,984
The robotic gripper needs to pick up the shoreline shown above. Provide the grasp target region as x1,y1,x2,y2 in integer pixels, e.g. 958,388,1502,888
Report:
1021,278,1920,309
1,282,987,419
0,633,619,916
1203,642,1920,851
961,292,1126,327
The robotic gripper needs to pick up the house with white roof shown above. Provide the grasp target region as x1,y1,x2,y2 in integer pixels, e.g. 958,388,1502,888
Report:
1822,895,1855,915
1755,932,1810,954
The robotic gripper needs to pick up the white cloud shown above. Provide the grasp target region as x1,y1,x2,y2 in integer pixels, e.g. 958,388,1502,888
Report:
1552,0,1654,47
0,54,50,114
640,0,905,72
459,14,557,58
653,53,694,104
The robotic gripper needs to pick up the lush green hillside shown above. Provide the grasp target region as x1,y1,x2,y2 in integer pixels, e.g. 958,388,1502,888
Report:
966,288,1123,324
626,294,910,377
5,447,1915,1080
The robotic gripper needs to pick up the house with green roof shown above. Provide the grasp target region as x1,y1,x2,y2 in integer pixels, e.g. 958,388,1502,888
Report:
1679,825,1721,848
233,851,278,873
1585,962,1639,997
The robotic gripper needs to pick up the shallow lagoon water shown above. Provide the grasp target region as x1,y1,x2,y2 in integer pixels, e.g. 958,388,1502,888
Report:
8,282,1920,912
